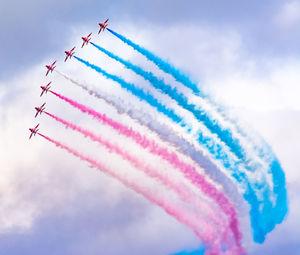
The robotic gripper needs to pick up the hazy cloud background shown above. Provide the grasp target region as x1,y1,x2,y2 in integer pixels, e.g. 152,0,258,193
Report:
1,1,300,254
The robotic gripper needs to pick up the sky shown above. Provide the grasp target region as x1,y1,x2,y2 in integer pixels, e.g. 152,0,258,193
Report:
1,1,300,254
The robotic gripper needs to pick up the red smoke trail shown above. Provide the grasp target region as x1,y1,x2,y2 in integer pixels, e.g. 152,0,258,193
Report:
44,110,224,239
37,132,222,254
49,89,242,248
54,70,245,226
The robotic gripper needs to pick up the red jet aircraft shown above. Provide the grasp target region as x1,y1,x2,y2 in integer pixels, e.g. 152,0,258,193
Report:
35,103,46,118
64,47,75,62
29,124,39,139
40,82,51,97
81,33,92,48
45,61,56,76
98,18,109,34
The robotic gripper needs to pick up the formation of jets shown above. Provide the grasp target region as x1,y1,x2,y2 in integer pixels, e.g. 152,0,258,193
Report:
31,18,109,139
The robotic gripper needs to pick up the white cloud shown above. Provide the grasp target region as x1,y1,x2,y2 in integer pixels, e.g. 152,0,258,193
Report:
275,1,300,28
1,19,300,254
205,59,300,112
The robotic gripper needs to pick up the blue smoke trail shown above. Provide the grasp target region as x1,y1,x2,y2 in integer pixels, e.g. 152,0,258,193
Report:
172,245,205,255
73,55,244,178
107,28,201,95
74,56,182,125
105,28,277,169
90,42,285,241
90,42,246,162
105,30,288,241
74,55,275,242
261,153,288,233
73,56,235,173
105,29,264,164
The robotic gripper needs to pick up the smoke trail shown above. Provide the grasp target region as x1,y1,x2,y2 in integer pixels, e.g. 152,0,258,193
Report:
72,56,247,178
106,28,247,151
73,56,183,126
37,132,221,253
54,70,237,193
105,28,268,167
107,28,264,168
55,68,230,173
173,245,205,255
73,56,244,179
106,29,288,241
44,110,227,238
55,69,282,243
90,43,279,226
259,151,288,234
48,89,242,247
71,56,274,241
107,28,200,95
90,42,248,163
55,69,131,116
90,42,275,207
55,69,243,225
106,27,228,127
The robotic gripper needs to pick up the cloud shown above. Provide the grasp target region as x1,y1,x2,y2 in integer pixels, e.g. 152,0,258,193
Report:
275,1,300,28
1,7,300,254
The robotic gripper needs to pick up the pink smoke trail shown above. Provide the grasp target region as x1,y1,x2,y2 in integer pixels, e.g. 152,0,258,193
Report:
44,110,225,237
37,132,222,254
49,89,242,249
